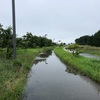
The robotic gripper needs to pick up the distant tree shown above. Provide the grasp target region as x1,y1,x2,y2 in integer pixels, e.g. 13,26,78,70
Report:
1,24,56,52
0,25,13,59
75,30,100,47
20,32,55,48
16,37,23,48
93,30,100,47
75,35,90,45
0,24,3,47
66,44,80,55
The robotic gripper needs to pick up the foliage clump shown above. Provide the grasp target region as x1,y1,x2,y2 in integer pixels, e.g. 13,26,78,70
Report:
0,25,13,59
66,44,80,55
75,30,100,47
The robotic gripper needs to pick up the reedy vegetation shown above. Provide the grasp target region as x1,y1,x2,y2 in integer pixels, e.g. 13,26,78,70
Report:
54,47,100,83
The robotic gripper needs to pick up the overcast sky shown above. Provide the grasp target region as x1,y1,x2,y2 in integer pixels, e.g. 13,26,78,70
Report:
0,0,100,43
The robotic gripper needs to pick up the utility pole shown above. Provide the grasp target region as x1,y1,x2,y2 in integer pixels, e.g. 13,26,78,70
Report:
12,0,16,59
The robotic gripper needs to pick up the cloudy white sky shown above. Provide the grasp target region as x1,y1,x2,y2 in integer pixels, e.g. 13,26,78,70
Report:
0,0,100,43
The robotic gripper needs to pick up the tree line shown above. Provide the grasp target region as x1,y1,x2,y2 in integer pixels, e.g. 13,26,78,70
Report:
0,24,56,48
0,24,56,59
75,30,100,47
16,33,56,48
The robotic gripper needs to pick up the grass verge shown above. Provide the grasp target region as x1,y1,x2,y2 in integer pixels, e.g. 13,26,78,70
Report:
78,45,100,56
0,47,53,100
54,47,100,83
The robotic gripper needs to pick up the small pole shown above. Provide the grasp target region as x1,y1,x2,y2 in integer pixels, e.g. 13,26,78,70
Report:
12,0,16,59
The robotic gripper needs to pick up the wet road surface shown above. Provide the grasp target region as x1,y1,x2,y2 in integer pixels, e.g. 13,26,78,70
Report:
23,51,100,100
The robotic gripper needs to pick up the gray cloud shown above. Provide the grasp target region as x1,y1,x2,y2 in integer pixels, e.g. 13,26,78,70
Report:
0,0,100,43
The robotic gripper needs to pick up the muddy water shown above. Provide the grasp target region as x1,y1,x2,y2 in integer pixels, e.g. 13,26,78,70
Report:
23,51,100,100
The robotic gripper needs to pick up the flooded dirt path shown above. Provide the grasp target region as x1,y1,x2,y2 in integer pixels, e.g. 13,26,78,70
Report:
23,51,100,100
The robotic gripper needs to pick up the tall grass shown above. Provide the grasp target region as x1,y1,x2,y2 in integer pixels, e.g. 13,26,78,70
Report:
54,47,100,83
78,45,100,56
0,47,53,100
0,48,42,100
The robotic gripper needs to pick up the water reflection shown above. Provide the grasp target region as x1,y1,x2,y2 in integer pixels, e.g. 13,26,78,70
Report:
33,50,52,65
80,53,100,59
65,66,79,75
80,75,100,95
23,51,100,100
65,66,100,95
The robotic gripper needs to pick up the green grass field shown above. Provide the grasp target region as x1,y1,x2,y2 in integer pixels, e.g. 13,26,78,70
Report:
78,45,100,56
54,47,100,83
0,48,42,100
